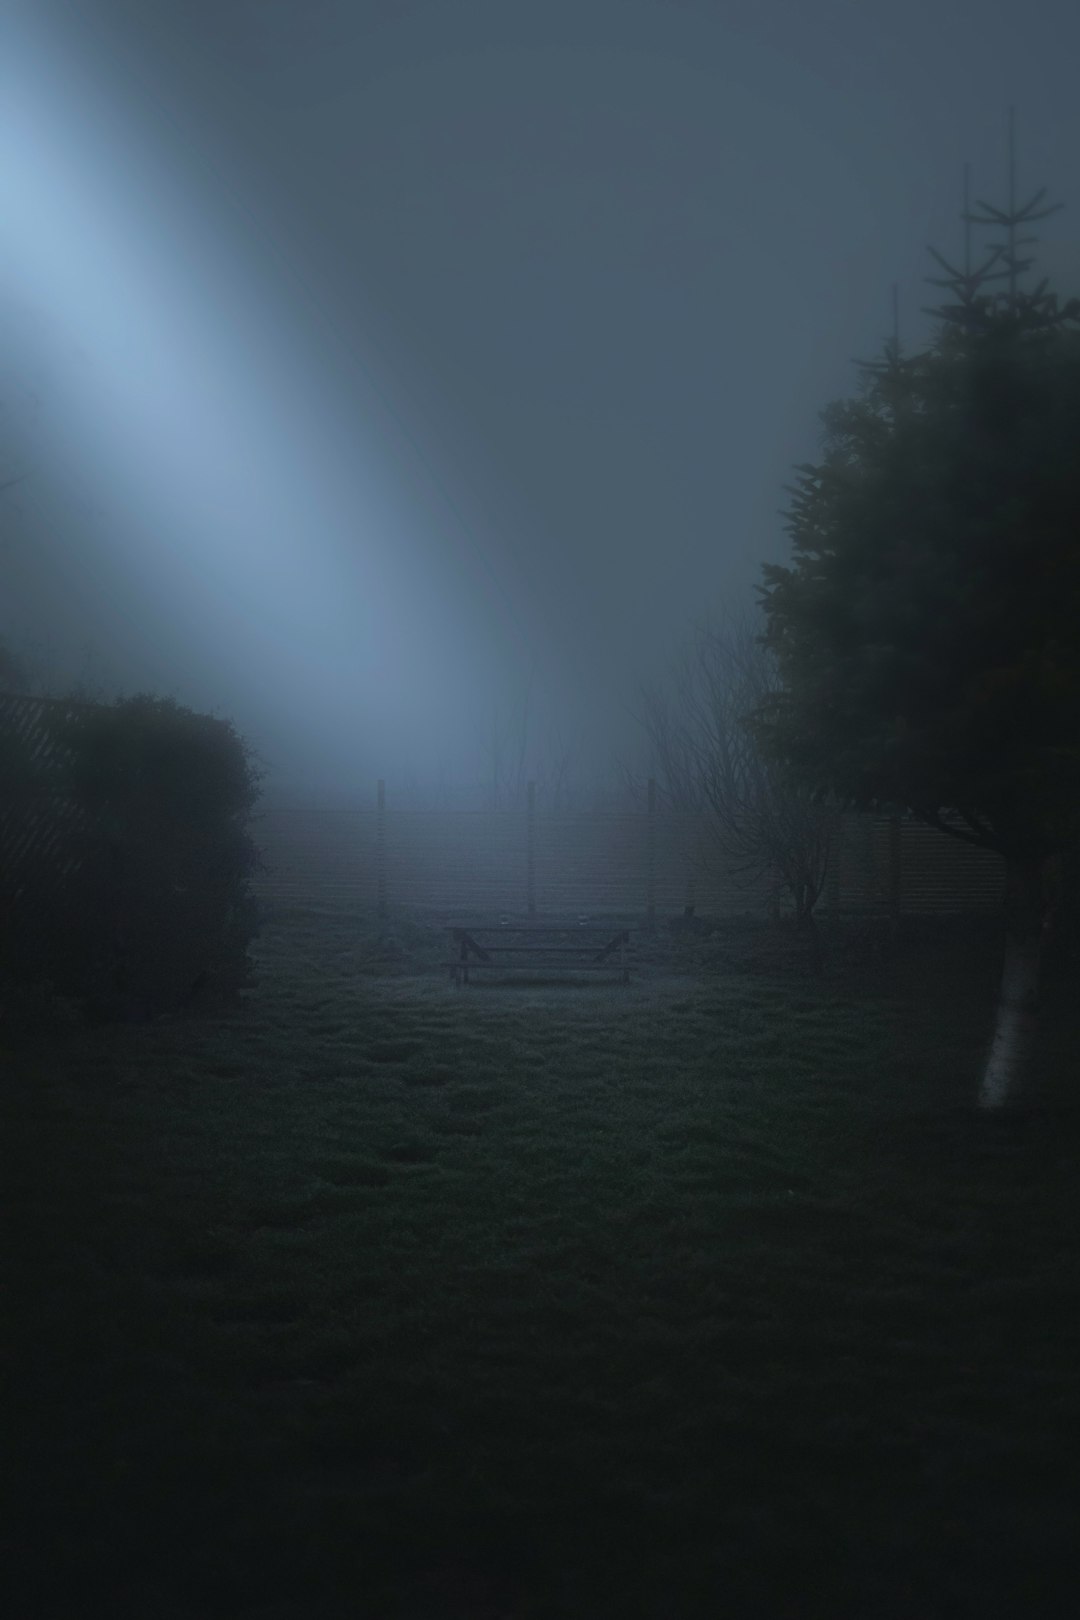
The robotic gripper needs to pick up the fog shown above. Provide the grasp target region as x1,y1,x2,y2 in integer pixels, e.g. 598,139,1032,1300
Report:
4,0,1079,803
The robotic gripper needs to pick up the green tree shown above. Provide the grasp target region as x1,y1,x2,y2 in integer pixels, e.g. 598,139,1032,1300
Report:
753,128,1080,1108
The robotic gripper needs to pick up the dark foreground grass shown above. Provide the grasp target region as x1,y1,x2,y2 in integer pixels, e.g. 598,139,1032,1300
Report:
2,909,1079,1618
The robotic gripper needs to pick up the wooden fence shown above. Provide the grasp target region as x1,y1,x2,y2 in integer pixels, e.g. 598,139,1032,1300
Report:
252,780,1007,920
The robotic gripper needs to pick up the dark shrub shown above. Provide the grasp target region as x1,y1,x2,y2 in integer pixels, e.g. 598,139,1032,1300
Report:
1,693,264,1020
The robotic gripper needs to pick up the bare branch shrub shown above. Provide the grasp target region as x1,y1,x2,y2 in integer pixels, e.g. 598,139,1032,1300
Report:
629,607,836,924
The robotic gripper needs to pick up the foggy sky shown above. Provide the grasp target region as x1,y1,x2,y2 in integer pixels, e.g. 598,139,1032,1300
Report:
4,0,1080,801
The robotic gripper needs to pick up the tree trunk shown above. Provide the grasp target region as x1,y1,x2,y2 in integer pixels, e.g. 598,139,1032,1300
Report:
793,879,819,930
978,858,1048,1111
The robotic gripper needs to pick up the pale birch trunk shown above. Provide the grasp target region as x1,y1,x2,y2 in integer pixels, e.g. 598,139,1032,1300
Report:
978,858,1049,1111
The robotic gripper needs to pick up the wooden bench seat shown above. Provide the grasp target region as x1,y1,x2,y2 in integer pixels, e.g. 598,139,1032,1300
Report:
447,923,633,984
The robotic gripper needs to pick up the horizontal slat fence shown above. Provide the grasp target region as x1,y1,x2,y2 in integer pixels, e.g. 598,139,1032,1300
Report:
252,789,1007,918
893,816,1009,914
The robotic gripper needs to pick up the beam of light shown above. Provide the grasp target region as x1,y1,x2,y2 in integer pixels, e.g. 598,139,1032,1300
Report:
1,14,532,790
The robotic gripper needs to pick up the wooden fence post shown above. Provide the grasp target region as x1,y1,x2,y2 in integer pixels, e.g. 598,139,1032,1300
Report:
646,777,657,929
376,778,387,920
527,780,536,916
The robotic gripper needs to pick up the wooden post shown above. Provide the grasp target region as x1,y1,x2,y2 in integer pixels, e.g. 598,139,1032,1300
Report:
376,778,387,920
646,776,657,929
527,779,536,916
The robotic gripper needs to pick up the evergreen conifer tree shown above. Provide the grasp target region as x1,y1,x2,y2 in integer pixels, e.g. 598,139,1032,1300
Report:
754,111,1080,1107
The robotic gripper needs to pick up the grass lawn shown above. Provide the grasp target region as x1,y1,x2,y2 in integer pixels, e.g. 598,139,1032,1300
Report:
2,908,1078,1618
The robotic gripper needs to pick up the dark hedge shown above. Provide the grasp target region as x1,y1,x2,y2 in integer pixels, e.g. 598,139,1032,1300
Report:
1,693,264,1022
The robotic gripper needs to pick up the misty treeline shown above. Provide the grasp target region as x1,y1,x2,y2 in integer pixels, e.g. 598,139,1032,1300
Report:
394,676,634,814
0,636,129,711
